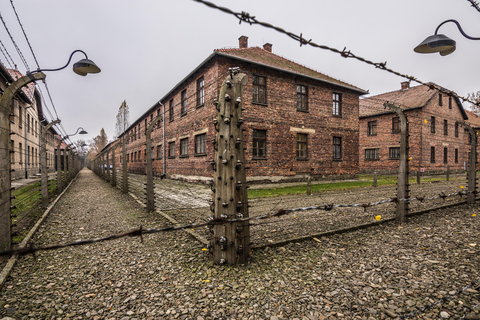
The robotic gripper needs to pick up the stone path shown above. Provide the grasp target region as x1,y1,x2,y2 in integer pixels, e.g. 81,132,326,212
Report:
0,168,479,319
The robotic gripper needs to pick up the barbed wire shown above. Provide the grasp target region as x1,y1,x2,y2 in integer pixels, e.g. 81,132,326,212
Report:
0,185,473,257
191,0,479,107
399,277,480,319
466,0,480,13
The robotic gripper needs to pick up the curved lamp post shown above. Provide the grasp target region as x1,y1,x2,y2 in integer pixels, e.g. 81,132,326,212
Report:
414,19,480,56
0,51,99,252
56,127,88,193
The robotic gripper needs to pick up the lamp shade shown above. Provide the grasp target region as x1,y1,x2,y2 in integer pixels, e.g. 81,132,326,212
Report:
73,59,101,76
414,34,456,56
79,129,88,134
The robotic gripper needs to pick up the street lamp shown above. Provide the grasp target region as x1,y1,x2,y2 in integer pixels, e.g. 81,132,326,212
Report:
414,19,480,56
0,50,100,252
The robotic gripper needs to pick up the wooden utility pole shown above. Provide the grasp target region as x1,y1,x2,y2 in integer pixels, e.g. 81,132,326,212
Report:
210,68,250,265
145,115,162,212
41,120,60,208
457,121,477,204
384,102,409,222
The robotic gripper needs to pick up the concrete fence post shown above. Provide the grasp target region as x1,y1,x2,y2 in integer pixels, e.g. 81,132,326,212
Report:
63,147,69,185
0,71,46,252
457,121,477,204
210,68,250,265
106,151,110,182
146,115,162,212
41,120,60,208
385,102,409,222
111,147,117,187
373,172,377,188
446,165,450,181
122,136,129,194
307,175,312,195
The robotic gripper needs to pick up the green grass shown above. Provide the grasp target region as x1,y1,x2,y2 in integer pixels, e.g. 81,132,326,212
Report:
247,173,464,199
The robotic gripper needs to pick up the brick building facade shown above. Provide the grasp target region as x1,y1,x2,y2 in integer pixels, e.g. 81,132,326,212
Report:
107,36,367,183
359,82,469,174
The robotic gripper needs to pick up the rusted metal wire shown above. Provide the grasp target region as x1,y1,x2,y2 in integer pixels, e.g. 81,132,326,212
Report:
467,0,480,13
191,0,479,107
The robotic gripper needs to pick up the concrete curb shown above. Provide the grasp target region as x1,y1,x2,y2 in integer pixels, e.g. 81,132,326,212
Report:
0,173,80,289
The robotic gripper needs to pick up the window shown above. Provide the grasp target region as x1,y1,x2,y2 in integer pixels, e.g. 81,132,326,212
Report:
27,114,30,133
391,117,400,133
27,146,30,165
197,77,205,107
180,138,189,157
455,122,459,137
431,146,435,163
296,85,308,111
10,140,14,164
195,134,206,156
365,148,379,160
389,147,400,159
19,142,22,164
252,75,266,104
134,127,137,141
367,121,377,136
431,116,436,133
145,119,148,133
138,124,141,139
449,96,452,109
169,99,174,122
35,120,38,137
126,153,129,162
439,93,443,106
444,120,448,135
181,90,187,116
333,93,342,116
151,147,155,160
296,133,307,159
168,141,175,158
157,109,162,129
134,152,137,162
333,136,342,160
253,130,267,158
144,148,147,161
18,106,22,128
157,145,162,159
444,147,448,164
455,148,458,163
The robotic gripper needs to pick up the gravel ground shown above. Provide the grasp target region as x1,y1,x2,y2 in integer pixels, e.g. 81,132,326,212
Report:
0,168,479,319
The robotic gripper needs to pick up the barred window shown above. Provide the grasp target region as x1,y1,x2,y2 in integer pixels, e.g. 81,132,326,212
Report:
389,147,400,159
364,148,379,160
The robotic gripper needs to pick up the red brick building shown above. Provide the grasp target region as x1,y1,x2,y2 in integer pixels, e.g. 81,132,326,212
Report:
109,36,367,183
359,82,469,174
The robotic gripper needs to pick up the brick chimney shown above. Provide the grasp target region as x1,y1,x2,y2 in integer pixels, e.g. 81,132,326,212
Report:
263,43,272,52
239,36,248,49
401,81,410,90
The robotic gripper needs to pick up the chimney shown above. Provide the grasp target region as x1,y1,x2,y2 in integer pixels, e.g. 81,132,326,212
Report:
401,81,410,90
239,36,248,49
263,43,272,52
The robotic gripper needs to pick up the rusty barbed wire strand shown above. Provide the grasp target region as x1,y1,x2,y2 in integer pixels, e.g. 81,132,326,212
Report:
191,0,479,107
399,278,480,319
1,187,472,257
467,0,480,13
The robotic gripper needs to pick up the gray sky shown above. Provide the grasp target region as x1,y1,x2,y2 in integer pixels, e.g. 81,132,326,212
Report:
1,0,479,144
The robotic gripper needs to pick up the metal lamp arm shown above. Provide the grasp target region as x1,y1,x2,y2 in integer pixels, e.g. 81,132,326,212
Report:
435,19,480,40
30,50,89,74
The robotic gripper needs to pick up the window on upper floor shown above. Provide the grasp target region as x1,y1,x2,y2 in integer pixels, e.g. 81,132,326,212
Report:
439,93,443,106
449,96,452,109
333,93,342,117
455,122,459,137
431,116,436,133
169,99,174,122
392,117,401,133
181,90,187,116
296,85,308,112
197,76,205,107
252,75,267,104
444,120,448,135
367,121,377,136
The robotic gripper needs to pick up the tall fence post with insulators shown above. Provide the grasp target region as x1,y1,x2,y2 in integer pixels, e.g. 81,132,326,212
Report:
0,71,46,252
209,68,250,265
384,102,409,222
457,121,477,204
146,115,162,212
41,119,60,208
106,150,110,182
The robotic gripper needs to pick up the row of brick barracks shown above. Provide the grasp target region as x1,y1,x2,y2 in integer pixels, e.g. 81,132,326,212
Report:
99,36,476,183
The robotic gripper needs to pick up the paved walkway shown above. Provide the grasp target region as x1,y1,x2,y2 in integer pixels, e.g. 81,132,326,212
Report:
0,168,479,319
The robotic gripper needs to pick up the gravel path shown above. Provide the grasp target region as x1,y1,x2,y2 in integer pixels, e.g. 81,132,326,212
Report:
0,168,479,319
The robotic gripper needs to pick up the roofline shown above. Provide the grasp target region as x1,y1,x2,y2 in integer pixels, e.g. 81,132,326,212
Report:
119,50,368,139
359,106,423,119
215,52,369,95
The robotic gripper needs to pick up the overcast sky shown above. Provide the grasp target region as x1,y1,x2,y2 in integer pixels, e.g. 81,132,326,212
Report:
1,0,479,144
